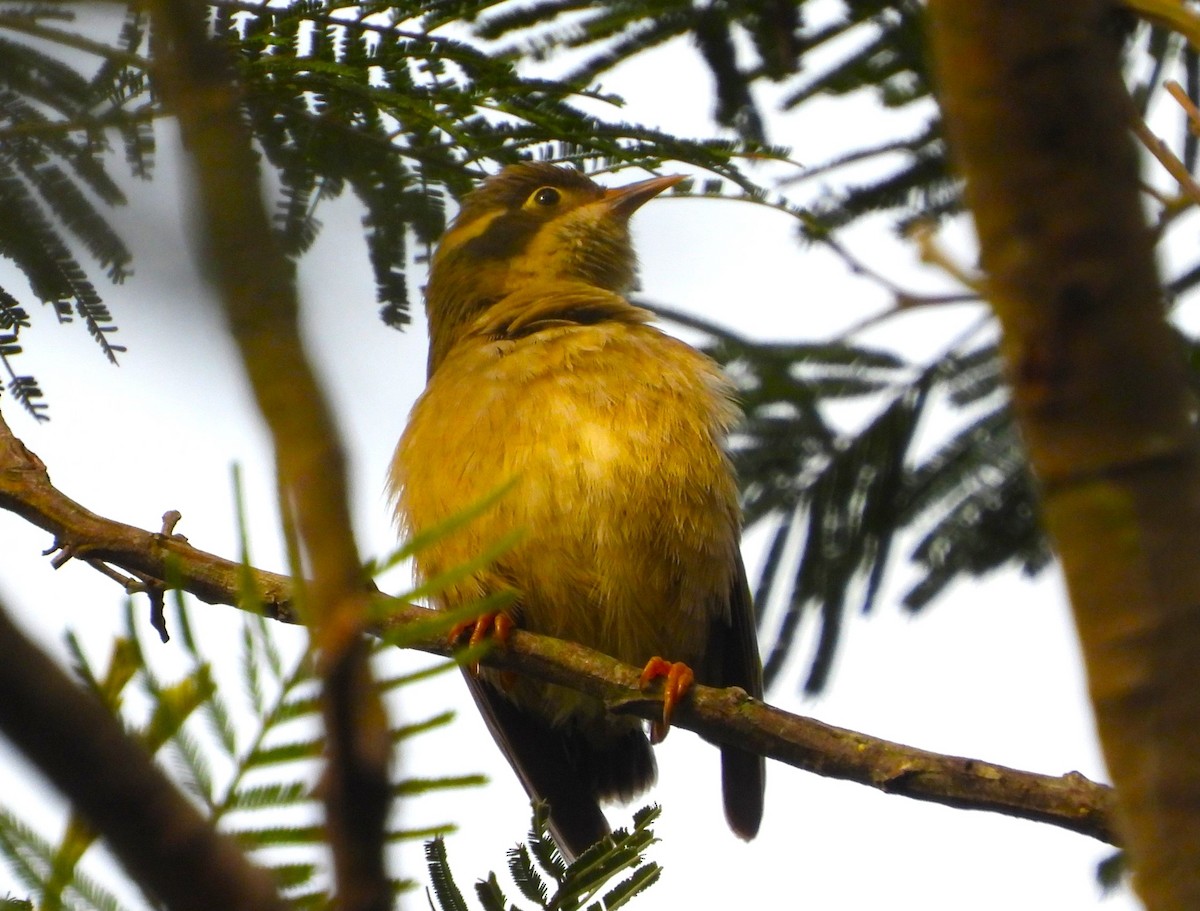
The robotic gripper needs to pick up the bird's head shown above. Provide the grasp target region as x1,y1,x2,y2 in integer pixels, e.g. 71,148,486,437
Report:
424,163,682,373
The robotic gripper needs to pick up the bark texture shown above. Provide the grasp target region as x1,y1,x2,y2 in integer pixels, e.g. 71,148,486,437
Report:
928,3,1200,907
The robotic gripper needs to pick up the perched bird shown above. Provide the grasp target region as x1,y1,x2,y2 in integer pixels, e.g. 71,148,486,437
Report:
390,162,765,859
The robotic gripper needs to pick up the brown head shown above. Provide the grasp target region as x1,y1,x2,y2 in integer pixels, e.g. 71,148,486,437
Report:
424,163,682,374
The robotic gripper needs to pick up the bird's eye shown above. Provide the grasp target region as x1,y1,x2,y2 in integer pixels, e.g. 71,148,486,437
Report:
531,187,561,207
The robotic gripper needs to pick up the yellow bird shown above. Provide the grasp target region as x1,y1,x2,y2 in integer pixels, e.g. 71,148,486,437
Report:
390,162,765,859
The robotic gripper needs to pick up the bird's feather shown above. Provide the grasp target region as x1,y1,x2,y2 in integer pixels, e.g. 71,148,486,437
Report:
712,556,766,839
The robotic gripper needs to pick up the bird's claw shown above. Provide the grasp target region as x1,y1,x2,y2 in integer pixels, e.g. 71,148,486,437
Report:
450,611,515,675
639,657,694,743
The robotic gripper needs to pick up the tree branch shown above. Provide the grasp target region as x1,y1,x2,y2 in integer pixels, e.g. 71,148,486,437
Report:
0,408,1118,846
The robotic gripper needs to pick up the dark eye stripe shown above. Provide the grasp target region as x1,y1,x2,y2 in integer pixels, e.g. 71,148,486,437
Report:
459,211,542,261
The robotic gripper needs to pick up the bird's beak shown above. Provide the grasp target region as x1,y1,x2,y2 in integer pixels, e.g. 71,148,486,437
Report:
602,173,685,220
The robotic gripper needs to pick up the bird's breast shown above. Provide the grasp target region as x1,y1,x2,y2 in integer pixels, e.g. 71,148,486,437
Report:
392,318,741,674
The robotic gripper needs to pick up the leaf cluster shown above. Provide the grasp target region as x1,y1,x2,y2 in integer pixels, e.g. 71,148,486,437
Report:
0,2,149,419
697,313,1200,696
465,0,951,232
220,0,787,323
427,803,660,911
0,0,782,418
688,320,1050,693
634,7,1200,692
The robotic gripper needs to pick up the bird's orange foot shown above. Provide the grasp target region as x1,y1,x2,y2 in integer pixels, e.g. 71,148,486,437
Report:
450,611,515,676
639,657,695,744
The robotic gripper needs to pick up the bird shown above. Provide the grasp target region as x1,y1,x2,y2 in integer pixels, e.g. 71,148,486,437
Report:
389,162,765,860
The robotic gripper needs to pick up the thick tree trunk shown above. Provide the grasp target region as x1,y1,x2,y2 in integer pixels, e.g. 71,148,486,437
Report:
927,2,1200,908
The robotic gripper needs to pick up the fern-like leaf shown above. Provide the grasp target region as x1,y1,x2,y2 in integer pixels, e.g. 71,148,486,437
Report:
426,837,472,911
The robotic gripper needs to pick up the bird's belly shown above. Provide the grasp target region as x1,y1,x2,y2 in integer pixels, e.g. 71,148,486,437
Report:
395,324,739,703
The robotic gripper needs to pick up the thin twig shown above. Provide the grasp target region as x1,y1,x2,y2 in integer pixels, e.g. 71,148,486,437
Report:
1166,80,1200,132
1133,115,1200,207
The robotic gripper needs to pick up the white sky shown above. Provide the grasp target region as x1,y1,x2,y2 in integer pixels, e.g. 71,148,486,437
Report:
0,16,1143,911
